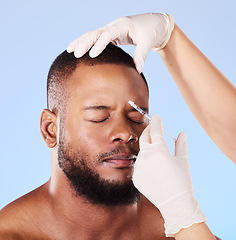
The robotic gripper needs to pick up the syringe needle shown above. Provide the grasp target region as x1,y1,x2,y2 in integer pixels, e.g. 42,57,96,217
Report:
128,100,176,141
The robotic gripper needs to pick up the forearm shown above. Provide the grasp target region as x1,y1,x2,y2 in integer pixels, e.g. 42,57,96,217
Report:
159,24,236,162
174,222,217,240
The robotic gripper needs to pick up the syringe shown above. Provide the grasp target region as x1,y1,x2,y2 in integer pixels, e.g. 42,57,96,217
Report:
128,100,176,141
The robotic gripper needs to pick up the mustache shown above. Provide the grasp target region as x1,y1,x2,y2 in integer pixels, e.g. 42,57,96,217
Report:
97,146,139,161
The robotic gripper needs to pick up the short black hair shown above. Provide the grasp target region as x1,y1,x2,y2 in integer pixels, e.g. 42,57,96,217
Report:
47,43,148,115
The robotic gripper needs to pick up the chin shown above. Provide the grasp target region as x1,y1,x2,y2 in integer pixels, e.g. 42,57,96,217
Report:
99,166,134,183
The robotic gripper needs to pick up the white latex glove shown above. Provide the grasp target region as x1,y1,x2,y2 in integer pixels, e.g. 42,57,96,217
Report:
133,115,207,237
67,13,175,73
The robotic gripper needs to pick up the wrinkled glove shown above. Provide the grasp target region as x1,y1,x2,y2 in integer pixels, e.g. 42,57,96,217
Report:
67,13,175,73
133,115,207,237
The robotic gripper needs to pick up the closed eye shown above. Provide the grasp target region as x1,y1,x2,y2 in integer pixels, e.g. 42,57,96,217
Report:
128,118,145,124
89,118,109,123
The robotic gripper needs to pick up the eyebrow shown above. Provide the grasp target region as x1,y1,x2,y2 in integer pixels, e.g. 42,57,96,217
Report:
82,105,111,111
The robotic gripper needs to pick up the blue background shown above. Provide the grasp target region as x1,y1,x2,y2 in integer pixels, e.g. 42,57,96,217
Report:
0,1,235,239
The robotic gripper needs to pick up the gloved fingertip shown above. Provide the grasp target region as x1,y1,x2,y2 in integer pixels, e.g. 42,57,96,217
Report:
149,115,165,141
175,132,188,156
134,44,149,73
74,46,88,58
177,132,187,142
151,114,163,126
134,59,144,74
89,47,100,58
135,62,143,74
74,51,84,58
67,44,74,53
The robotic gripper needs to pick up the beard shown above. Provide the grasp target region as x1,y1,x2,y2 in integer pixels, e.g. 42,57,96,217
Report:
57,128,140,206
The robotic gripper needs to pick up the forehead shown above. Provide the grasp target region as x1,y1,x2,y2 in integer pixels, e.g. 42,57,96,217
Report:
66,64,149,108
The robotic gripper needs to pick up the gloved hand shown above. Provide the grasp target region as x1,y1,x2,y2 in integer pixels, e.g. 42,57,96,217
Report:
133,115,207,237
67,13,175,73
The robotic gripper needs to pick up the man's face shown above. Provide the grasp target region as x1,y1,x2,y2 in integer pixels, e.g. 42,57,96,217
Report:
58,64,149,206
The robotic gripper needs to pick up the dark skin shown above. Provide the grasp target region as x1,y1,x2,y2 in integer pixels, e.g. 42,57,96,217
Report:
0,64,175,240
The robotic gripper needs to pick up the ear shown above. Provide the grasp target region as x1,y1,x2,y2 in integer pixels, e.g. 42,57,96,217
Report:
40,109,58,148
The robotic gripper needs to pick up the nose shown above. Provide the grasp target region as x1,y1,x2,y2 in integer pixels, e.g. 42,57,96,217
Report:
107,117,138,144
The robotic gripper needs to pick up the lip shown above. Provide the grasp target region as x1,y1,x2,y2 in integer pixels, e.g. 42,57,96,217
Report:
102,155,136,168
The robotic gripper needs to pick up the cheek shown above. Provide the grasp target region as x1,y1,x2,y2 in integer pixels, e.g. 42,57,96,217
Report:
82,129,105,150
66,121,107,151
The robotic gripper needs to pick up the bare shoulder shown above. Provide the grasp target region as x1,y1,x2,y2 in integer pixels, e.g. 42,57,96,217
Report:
0,183,50,240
